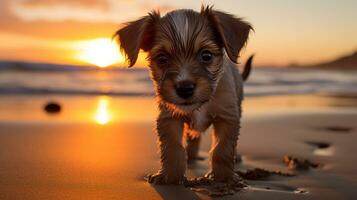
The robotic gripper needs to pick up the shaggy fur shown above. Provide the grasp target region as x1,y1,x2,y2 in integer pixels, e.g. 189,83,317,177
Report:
114,6,253,183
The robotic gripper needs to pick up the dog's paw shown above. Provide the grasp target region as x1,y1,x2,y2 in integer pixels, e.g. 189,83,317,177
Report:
147,172,167,184
204,171,244,183
147,172,185,185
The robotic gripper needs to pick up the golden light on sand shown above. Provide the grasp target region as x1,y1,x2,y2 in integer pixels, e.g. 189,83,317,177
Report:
74,38,124,68
94,97,112,125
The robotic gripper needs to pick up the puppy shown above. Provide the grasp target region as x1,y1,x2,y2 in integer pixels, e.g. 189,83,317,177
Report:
115,6,253,184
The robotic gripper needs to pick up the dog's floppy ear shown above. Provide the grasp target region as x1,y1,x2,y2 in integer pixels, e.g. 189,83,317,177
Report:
114,11,160,67
203,6,253,63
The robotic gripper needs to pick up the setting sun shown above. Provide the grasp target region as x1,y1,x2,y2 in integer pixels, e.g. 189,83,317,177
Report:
74,38,124,68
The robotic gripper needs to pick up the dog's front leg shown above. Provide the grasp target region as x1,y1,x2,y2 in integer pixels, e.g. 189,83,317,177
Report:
208,117,240,181
148,112,186,184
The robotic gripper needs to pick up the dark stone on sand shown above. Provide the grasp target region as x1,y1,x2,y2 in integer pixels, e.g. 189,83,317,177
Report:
305,141,330,149
283,155,321,170
184,175,247,197
236,168,294,180
44,102,61,114
325,126,353,133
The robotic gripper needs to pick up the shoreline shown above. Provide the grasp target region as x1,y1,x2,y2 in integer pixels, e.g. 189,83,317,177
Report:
0,93,356,123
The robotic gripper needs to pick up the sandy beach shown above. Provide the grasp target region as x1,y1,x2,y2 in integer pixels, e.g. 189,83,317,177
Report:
0,94,356,199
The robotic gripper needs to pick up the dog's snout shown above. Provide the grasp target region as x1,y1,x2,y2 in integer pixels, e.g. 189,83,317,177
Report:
175,81,195,99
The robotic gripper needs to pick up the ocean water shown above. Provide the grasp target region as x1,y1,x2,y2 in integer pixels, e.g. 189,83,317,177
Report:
0,64,356,97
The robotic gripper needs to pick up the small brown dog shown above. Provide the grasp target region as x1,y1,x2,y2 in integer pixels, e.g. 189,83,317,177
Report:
115,6,253,184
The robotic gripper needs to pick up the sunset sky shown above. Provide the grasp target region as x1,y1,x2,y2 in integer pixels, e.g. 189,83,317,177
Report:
0,0,356,67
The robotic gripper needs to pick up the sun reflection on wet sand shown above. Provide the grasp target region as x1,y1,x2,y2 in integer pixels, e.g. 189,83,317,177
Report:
94,96,111,125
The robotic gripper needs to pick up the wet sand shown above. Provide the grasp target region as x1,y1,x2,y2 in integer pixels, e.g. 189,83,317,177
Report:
0,95,357,199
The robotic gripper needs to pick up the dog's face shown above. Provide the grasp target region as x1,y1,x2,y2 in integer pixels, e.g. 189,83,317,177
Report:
115,7,252,113
149,10,225,112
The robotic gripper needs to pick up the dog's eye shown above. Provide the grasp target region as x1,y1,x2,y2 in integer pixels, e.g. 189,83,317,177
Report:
156,55,169,66
199,50,213,64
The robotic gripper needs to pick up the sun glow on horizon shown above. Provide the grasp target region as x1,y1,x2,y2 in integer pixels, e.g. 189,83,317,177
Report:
74,38,124,68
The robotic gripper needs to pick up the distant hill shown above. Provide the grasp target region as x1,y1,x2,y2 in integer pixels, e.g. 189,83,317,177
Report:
296,50,357,70
0,60,96,71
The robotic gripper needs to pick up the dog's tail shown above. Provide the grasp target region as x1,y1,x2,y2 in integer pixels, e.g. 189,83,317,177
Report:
242,55,254,81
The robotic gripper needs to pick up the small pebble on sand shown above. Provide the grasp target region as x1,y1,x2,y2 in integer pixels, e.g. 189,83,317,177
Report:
44,102,61,114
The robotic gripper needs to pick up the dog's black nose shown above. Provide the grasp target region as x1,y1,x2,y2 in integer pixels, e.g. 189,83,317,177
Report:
175,81,195,99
